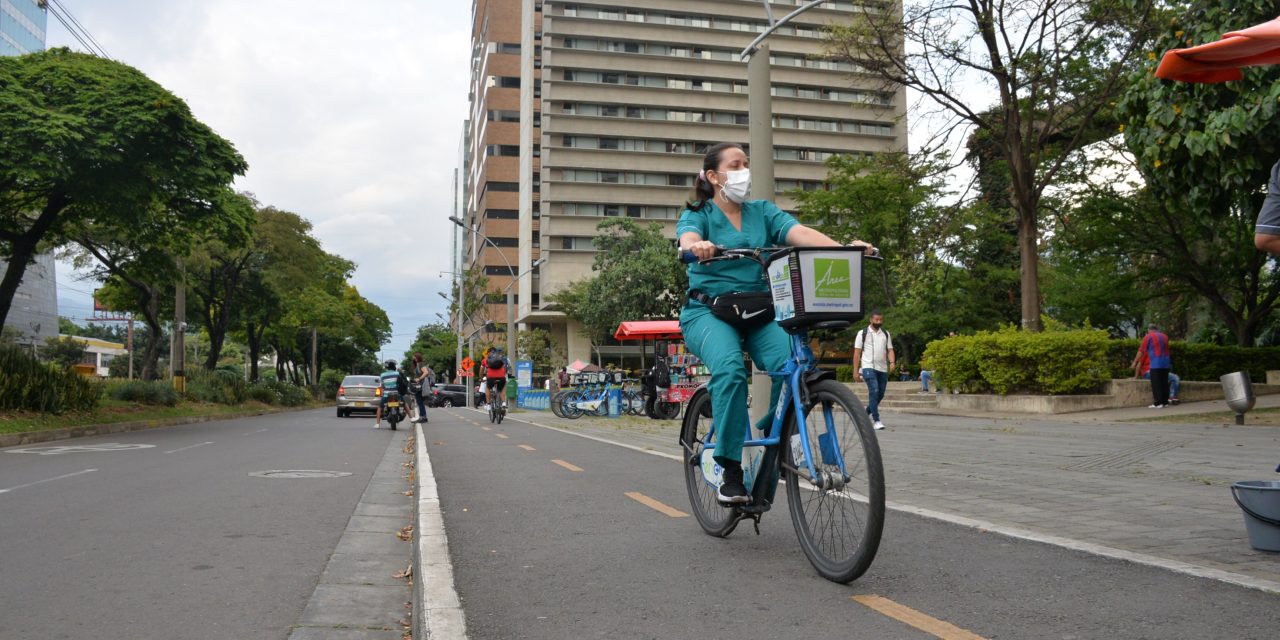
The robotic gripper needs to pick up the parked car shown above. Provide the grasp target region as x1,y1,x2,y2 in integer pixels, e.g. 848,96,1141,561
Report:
429,383,485,408
337,375,381,417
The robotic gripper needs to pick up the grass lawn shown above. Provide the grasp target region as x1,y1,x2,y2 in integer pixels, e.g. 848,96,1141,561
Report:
1128,406,1280,426
0,398,323,435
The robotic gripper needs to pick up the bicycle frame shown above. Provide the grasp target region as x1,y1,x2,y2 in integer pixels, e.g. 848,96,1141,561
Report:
703,330,848,488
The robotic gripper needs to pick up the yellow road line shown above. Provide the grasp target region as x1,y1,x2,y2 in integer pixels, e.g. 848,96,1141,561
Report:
624,492,689,518
518,445,536,451
852,595,987,640
551,459,583,472
496,434,509,439
482,426,491,431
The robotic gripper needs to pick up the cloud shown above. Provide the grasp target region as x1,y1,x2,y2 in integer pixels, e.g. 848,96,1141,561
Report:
50,0,469,358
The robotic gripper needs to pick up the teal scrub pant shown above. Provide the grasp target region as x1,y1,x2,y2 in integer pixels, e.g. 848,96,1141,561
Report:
679,306,792,464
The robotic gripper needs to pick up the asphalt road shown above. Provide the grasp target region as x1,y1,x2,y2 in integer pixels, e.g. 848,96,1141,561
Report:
428,408,1280,640
0,408,405,640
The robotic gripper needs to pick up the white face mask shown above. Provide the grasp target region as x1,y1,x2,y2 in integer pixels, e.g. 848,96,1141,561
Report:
717,168,751,204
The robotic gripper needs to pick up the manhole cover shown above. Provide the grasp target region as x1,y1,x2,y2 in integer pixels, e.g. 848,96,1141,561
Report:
248,470,353,479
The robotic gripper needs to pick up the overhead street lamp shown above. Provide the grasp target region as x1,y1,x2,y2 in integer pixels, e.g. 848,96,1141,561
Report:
448,215,539,365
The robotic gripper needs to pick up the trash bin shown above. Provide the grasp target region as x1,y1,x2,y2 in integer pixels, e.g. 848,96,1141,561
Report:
1230,480,1280,552
1220,371,1255,424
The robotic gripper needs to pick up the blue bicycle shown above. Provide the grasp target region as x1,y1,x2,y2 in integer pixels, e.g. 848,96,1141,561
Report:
678,246,885,584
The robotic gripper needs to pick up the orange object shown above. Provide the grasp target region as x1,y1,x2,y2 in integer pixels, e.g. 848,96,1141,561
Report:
1156,17,1280,83
460,357,474,375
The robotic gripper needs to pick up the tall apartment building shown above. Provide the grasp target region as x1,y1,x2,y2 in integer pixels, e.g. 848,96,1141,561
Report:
459,0,907,366
1,0,57,346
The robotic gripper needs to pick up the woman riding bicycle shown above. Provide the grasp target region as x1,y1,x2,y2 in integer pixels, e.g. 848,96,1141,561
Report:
678,142,875,505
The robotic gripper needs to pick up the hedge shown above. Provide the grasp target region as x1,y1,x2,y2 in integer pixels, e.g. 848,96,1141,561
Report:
922,327,1111,395
185,369,247,405
106,380,180,406
0,344,100,413
1106,340,1280,382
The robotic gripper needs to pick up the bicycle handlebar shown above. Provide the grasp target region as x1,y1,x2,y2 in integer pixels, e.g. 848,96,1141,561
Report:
678,245,882,264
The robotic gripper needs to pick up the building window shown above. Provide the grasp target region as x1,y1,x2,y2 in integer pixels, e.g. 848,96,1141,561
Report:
484,181,519,193
486,209,520,219
484,266,516,276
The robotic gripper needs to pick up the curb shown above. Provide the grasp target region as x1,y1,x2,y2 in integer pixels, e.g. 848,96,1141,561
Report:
0,405,321,449
413,422,468,640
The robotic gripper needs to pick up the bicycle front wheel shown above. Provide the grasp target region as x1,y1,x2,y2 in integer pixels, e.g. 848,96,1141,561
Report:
680,391,736,537
782,378,884,584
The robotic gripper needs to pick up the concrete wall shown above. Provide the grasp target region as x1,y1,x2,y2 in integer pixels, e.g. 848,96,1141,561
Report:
935,379,1280,415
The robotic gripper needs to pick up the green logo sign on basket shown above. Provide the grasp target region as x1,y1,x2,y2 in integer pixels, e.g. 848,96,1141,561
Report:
814,258,851,299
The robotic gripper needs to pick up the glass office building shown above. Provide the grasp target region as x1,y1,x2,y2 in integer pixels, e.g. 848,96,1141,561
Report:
1,0,57,346
0,0,47,56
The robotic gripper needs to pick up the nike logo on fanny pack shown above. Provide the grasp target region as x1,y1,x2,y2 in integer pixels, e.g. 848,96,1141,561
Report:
741,309,768,319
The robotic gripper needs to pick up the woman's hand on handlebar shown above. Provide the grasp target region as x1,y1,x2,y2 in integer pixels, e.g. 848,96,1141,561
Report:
686,240,719,262
849,240,878,257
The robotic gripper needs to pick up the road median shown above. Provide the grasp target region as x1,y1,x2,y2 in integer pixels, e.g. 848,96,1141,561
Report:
0,402,324,448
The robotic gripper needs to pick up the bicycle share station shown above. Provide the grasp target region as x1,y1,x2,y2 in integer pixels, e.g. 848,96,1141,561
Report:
677,245,886,584
613,320,710,420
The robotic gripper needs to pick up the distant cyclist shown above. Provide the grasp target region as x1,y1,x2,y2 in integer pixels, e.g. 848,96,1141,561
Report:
483,347,512,409
375,359,407,429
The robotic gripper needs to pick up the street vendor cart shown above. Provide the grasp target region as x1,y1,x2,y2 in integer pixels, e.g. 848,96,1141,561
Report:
613,320,708,420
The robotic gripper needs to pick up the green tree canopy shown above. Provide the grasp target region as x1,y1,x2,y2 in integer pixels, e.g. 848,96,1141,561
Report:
0,49,246,329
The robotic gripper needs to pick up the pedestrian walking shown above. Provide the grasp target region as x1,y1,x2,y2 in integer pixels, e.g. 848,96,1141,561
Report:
409,352,432,423
1135,324,1173,408
853,311,894,430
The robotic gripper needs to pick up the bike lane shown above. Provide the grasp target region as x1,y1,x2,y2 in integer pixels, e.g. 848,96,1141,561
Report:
426,409,1280,640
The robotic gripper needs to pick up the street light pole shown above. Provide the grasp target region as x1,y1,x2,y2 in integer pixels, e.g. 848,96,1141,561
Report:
741,0,828,424
449,216,520,363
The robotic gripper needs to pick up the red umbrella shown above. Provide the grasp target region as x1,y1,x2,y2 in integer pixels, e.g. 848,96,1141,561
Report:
1156,17,1280,83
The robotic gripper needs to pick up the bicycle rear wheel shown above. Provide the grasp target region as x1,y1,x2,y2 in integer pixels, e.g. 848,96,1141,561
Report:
782,378,884,583
680,391,736,537
562,391,583,420
488,401,497,423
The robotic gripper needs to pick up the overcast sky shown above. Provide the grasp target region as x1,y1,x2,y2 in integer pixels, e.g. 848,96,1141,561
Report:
49,0,471,361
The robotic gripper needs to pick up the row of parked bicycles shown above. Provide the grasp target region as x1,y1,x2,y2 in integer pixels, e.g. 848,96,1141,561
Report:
550,374,647,419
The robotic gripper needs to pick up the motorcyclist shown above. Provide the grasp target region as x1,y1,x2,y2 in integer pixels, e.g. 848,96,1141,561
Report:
375,359,406,430
483,347,512,410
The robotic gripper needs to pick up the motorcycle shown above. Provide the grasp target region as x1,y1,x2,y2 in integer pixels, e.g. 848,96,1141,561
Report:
382,390,406,431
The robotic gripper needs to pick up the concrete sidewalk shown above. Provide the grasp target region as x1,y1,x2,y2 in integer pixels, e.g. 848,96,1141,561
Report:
504,403,1280,591
891,391,1280,424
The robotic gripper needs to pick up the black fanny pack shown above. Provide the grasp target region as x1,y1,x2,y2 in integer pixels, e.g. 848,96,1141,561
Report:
690,290,775,330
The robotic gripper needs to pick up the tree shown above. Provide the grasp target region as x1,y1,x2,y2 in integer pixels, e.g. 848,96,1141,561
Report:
517,327,566,376
826,0,1157,331
404,323,458,378
547,219,688,354
1111,0,1280,346
0,49,246,329
186,192,258,369
39,336,86,370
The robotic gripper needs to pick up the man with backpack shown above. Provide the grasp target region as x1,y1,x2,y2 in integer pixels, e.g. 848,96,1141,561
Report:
852,312,894,431
483,346,512,409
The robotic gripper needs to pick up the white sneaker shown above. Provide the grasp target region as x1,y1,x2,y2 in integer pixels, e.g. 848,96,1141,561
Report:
873,421,885,430
373,421,380,429
1148,404,1161,409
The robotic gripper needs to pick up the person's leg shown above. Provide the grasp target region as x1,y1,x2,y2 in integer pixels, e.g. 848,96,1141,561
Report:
375,397,383,428
921,370,932,392
415,392,427,421
1169,373,1180,401
862,368,882,421
1151,369,1170,406
743,320,792,435
681,310,749,464
875,370,889,422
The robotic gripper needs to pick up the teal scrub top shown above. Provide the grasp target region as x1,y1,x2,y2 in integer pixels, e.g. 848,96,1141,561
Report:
676,199,799,299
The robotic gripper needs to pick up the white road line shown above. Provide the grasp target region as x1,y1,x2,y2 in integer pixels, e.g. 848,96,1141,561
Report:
164,441,213,454
479,409,1280,596
0,469,98,495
